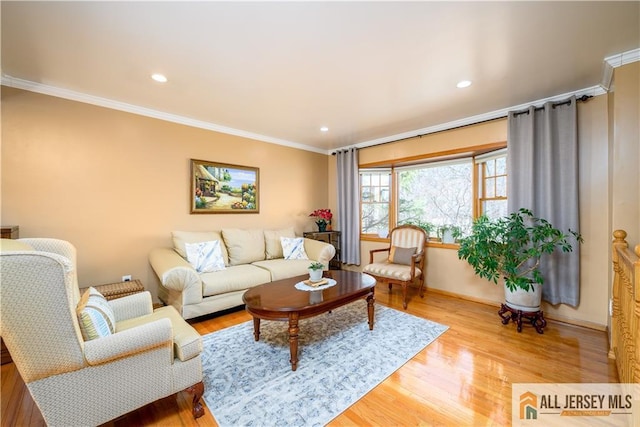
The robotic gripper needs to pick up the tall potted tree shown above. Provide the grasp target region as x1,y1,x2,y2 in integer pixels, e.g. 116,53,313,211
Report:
457,209,582,313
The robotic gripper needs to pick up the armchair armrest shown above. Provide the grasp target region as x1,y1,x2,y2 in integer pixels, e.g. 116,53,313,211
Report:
108,291,153,321
149,248,203,304
369,247,390,264
84,318,172,365
303,238,336,269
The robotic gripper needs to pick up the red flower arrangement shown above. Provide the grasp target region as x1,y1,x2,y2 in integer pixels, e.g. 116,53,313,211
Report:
309,209,332,231
309,209,333,221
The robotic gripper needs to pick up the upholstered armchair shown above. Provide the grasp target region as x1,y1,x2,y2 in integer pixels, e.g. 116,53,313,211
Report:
363,225,428,309
0,238,205,426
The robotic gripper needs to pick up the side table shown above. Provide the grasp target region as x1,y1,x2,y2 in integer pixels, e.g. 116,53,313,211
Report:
0,226,19,239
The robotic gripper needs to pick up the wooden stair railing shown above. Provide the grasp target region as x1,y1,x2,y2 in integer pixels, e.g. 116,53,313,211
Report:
610,230,639,383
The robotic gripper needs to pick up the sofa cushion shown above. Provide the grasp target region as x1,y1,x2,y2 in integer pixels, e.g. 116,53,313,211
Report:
363,262,422,281
77,287,116,341
172,230,229,266
184,240,226,273
252,259,313,281
281,237,309,260
264,227,296,259
201,264,272,297
222,228,265,266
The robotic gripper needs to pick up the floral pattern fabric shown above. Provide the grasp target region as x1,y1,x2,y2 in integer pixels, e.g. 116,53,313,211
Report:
185,240,226,273
280,237,309,260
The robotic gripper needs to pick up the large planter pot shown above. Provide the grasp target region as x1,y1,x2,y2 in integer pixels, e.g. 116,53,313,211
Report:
504,282,542,312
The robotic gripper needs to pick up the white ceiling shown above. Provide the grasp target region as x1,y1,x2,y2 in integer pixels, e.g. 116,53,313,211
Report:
2,1,639,153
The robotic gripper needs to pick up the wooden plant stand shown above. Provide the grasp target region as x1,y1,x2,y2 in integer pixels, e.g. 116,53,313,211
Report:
498,304,546,334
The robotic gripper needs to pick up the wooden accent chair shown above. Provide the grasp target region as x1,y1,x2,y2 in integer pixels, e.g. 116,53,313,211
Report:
363,225,428,309
0,238,205,426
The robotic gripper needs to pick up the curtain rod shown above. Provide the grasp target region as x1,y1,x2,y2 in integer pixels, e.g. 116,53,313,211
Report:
511,94,592,117
332,95,593,155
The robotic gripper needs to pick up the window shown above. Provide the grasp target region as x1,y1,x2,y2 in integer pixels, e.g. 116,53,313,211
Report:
397,159,473,238
476,149,508,220
360,169,391,237
360,146,507,243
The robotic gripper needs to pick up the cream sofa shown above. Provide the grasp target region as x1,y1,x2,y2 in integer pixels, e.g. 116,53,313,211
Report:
149,228,336,319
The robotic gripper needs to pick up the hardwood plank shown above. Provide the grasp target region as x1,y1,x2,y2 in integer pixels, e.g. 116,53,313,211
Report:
1,287,617,426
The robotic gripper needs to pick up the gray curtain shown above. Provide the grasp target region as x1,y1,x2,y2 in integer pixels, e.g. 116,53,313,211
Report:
336,148,360,265
507,96,580,306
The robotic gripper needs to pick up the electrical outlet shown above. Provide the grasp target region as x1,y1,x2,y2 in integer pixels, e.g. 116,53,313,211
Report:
122,275,132,282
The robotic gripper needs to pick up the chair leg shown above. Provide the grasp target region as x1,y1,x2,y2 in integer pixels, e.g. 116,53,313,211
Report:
402,284,408,309
418,276,425,298
186,381,205,419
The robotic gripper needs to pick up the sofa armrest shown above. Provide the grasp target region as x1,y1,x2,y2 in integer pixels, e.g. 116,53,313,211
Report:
108,291,154,321
303,238,336,269
84,318,173,365
149,248,203,305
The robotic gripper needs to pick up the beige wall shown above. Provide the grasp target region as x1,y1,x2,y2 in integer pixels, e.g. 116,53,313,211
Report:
339,96,612,328
1,87,329,301
610,62,640,246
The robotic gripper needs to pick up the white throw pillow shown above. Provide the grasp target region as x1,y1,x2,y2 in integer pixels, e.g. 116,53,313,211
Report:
171,230,229,266
280,237,309,260
185,240,226,273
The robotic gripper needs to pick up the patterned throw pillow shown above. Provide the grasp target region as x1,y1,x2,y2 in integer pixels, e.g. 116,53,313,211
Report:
185,240,226,273
388,246,417,265
77,287,116,341
280,237,309,260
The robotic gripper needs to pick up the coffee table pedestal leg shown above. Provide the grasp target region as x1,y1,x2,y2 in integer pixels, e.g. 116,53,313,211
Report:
288,312,299,371
367,293,375,330
252,317,261,341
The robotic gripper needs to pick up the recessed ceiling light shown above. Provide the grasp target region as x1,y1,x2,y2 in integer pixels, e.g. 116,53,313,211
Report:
456,80,472,88
320,126,329,132
151,73,168,83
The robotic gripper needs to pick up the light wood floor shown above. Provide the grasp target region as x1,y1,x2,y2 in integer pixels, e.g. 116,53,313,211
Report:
1,286,618,426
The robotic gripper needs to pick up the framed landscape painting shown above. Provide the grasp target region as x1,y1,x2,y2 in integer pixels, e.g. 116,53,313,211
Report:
190,159,259,214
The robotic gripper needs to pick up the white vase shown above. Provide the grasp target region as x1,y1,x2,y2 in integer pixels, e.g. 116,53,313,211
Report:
442,229,455,244
504,282,542,312
308,269,323,282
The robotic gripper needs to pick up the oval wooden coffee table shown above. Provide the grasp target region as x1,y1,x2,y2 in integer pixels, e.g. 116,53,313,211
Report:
242,270,376,371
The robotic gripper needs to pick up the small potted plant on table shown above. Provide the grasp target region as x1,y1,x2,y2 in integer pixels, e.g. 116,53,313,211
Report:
456,208,582,333
308,261,324,282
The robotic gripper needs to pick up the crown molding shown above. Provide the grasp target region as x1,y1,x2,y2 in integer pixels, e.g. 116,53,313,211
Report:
348,85,606,151
0,75,328,155
604,48,640,68
4,48,638,156
601,48,640,91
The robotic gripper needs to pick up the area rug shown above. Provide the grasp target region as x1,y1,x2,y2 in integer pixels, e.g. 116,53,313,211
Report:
201,299,448,427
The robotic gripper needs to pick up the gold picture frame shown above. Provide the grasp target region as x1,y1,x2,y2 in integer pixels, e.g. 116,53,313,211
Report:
190,159,259,214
